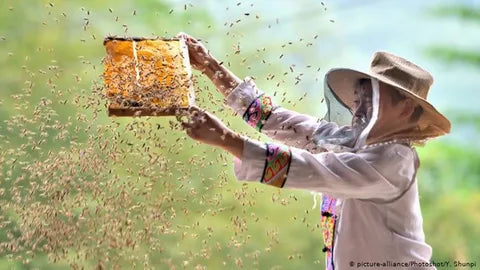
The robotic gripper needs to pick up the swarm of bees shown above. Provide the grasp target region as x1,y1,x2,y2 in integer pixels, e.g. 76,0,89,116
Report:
0,1,332,269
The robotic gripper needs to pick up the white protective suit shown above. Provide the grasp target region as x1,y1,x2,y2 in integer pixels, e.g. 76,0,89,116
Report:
226,76,437,270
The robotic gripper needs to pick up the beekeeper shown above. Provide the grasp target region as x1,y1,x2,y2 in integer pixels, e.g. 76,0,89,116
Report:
176,32,450,270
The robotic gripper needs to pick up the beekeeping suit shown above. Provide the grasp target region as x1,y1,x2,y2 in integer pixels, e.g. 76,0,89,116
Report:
225,52,450,269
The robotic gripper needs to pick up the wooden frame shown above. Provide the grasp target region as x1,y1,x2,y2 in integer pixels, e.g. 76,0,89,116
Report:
103,36,195,117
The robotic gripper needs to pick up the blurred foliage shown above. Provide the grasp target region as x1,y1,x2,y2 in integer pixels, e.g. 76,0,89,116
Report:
417,115,480,264
427,4,480,68
0,1,327,269
426,47,480,67
430,4,480,21
0,0,478,269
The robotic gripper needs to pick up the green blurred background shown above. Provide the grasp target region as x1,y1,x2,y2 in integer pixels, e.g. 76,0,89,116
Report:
0,0,478,269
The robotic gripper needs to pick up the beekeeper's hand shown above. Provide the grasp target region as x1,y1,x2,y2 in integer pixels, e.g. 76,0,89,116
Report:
176,32,215,73
176,32,242,98
178,106,244,158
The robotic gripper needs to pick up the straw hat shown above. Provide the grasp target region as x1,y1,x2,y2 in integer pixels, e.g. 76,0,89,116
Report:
325,51,451,138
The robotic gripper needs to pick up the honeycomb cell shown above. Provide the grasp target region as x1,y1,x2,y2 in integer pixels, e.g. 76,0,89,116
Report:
103,36,195,116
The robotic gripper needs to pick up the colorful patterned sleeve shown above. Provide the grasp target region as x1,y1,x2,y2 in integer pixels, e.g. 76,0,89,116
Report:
225,77,277,132
261,143,292,187
232,138,292,188
242,93,275,132
225,77,333,152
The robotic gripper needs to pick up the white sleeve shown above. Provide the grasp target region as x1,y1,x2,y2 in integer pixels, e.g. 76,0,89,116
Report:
232,139,416,200
225,76,341,152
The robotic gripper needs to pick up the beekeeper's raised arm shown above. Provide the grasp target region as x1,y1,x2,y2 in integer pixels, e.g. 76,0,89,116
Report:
178,32,341,152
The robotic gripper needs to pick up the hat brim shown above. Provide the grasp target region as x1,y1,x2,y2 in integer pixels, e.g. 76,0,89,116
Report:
325,68,451,136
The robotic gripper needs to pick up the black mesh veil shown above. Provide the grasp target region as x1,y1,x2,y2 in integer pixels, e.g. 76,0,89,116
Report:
323,77,352,126
313,75,382,152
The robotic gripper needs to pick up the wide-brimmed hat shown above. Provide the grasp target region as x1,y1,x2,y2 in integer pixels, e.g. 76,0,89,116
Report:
325,51,451,139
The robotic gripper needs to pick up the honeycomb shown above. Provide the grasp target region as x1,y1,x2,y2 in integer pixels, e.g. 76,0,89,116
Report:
103,37,194,116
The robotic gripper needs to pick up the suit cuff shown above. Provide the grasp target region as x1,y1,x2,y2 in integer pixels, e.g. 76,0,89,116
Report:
225,77,277,131
225,77,263,116
233,139,292,188
233,138,266,182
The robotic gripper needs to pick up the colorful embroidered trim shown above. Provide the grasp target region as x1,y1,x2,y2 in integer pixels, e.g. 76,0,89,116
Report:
321,194,338,270
260,143,292,188
242,93,274,131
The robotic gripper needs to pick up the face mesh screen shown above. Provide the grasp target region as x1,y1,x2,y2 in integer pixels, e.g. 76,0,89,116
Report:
322,79,352,126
